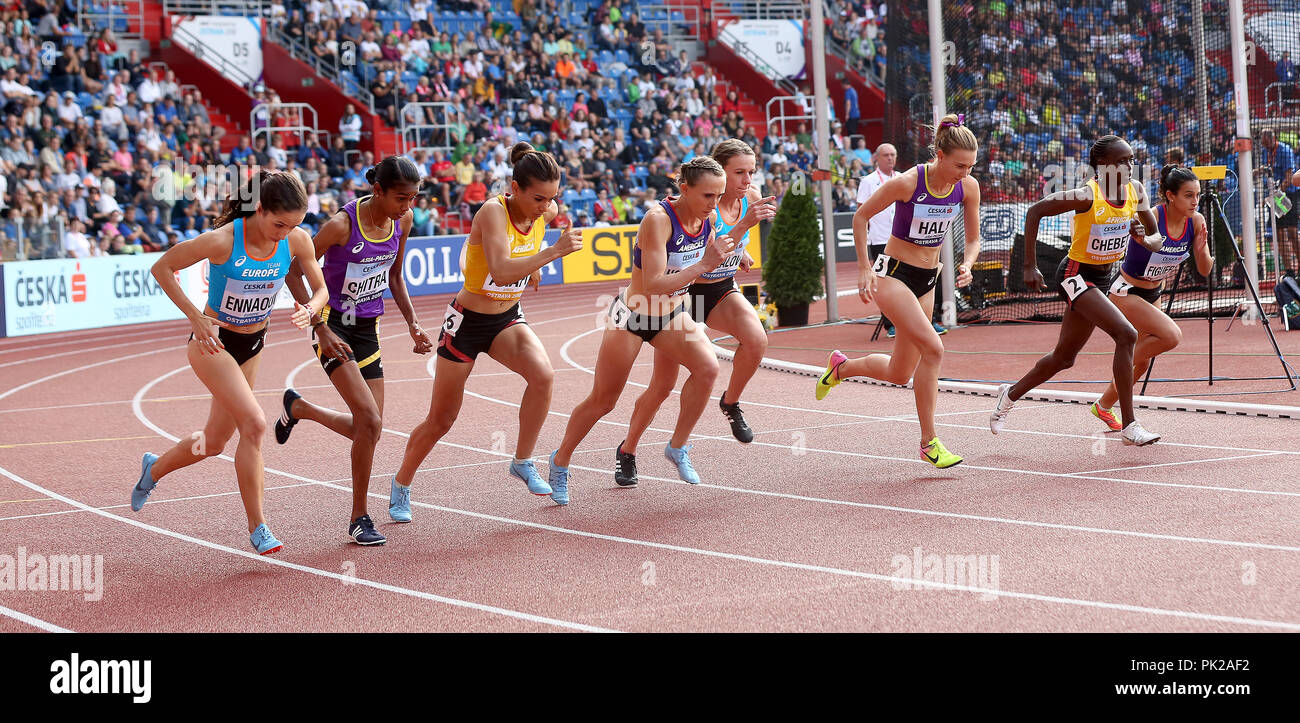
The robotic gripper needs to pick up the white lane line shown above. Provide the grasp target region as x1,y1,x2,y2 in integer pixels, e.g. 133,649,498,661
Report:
1075,451,1289,476
0,460,616,634
555,328,1300,497
0,603,73,633
132,385,1300,632
125,367,614,633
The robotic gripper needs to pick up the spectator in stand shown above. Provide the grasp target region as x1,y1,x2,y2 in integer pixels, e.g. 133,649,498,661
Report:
339,103,362,150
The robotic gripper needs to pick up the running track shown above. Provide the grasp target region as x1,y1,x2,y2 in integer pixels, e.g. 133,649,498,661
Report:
1,279,1297,633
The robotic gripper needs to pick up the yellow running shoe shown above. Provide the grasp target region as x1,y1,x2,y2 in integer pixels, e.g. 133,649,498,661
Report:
921,437,963,469
1089,401,1122,431
815,350,849,401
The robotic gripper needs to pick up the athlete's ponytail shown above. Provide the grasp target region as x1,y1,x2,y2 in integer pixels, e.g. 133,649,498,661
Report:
930,113,977,156
213,169,307,229
1160,163,1199,203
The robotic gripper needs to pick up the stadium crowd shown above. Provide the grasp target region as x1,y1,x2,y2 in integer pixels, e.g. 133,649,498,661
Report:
3,0,1289,264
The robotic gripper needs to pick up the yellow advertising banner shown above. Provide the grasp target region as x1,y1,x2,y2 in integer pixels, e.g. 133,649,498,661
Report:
561,223,761,285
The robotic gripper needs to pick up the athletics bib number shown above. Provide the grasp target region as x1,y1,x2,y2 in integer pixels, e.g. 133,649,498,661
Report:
1061,274,1090,301
1109,277,1134,297
441,304,465,336
342,260,392,303
872,254,889,276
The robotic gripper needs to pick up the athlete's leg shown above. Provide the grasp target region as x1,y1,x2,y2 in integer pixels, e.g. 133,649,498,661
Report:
1070,289,1140,426
649,314,720,449
394,355,475,486
553,327,643,467
1098,296,1181,410
623,347,679,455
833,277,929,388
486,322,555,460
1008,302,1100,402
705,290,769,404
174,341,269,532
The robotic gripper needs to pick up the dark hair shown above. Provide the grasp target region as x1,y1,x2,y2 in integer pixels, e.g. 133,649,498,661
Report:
213,169,307,228
509,141,560,190
1160,163,1199,202
365,155,421,190
1088,135,1127,171
1165,146,1185,164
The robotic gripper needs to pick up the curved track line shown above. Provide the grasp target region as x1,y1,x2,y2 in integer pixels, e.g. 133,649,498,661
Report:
555,328,1300,497
0,459,616,634
125,390,1300,631
0,603,73,633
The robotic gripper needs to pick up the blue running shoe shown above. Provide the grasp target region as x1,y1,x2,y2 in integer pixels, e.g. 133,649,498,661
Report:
388,475,412,522
664,443,701,484
510,459,553,495
250,523,283,555
548,450,569,506
348,514,386,546
130,452,159,512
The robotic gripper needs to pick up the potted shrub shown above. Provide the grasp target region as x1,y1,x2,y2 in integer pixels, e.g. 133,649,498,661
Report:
761,187,824,327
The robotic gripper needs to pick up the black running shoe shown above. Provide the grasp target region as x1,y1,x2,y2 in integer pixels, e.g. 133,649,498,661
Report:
274,388,302,445
719,392,754,443
614,442,638,487
348,514,386,546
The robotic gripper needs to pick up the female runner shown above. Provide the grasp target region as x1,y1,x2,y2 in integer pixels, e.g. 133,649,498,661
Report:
815,114,981,469
130,170,324,554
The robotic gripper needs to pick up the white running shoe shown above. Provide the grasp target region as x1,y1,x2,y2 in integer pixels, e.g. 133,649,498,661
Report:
1121,420,1161,446
989,384,1015,434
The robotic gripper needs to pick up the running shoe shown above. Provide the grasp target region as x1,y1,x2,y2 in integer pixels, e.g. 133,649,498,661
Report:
815,350,849,401
932,321,948,335
1121,421,1161,446
664,443,701,484
388,475,412,522
274,388,302,445
250,523,283,555
989,384,1015,434
1089,401,1122,432
130,452,159,512
719,392,754,443
614,442,638,487
348,514,387,545
921,437,963,469
509,459,553,495
548,450,570,505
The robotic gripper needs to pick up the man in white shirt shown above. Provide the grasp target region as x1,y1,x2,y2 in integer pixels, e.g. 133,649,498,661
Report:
855,142,901,334
63,219,97,258
137,70,162,104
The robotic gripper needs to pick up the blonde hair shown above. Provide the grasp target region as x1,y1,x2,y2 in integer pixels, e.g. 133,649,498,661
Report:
677,156,724,186
930,113,978,156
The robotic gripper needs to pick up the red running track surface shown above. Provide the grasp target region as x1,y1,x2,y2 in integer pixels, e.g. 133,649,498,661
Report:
0,278,1297,633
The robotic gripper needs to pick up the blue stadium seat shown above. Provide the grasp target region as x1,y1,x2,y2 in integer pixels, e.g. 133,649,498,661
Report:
614,49,630,65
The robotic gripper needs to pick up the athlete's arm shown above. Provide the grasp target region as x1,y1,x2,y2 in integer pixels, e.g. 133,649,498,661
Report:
389,209,432,353
477,201,572,285
1291,169,1300,188
1133,182,1162,252
286,210,348,305
288,227,330,329
150,230,236,352
1023,184,1093,285
1192,211,1215,276
957,176,981,287
529,199,563,290
852,171,912,269
637,207,732,296
731,187,777,240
